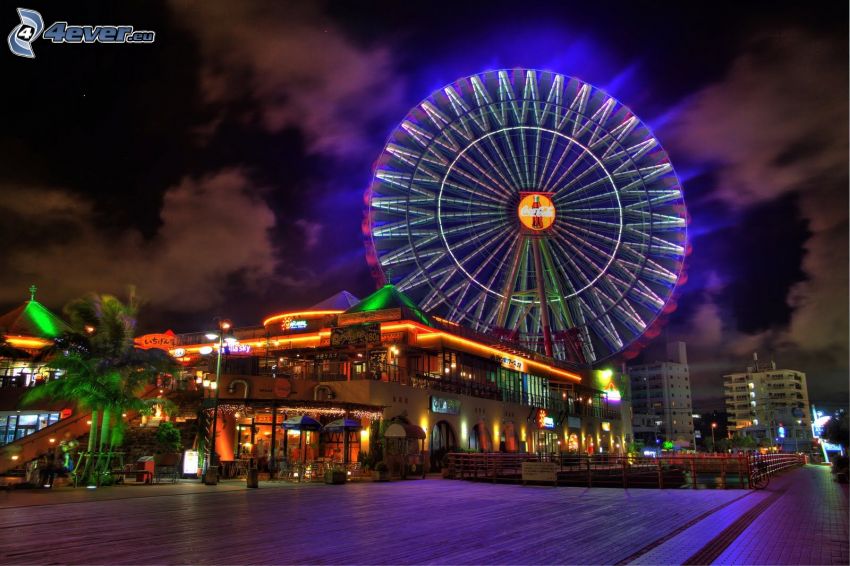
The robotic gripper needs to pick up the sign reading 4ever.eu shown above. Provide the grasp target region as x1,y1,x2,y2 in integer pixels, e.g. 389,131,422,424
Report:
430,396,461,415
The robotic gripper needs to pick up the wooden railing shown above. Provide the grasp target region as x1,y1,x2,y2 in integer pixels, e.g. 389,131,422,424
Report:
445,452,806,489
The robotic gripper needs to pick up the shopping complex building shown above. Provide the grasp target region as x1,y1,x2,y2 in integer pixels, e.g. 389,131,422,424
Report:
170,285,633,472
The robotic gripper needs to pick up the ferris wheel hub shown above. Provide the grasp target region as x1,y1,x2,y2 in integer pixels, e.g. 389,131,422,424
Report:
517,192,556,232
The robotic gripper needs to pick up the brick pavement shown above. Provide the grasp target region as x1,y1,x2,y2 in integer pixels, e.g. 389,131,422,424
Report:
710,465,848,565
0,467,845,564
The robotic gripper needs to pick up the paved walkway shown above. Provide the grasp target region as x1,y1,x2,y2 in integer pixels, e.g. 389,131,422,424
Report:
0,466,845,564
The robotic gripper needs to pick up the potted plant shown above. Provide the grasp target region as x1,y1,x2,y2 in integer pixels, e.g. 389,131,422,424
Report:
440,452,452,479
154,422,183,482
373,461,390,482
324,465,347,484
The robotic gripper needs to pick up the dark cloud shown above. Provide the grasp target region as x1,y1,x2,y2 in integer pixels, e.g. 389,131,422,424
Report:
664,31,848,405
0,169,277,310
168,0,406,159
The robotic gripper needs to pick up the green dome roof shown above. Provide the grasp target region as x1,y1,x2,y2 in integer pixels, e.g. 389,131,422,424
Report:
344,285,433,326
0,299,69,339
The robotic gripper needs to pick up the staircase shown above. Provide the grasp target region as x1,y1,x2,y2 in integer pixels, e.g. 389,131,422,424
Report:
0,384,161,475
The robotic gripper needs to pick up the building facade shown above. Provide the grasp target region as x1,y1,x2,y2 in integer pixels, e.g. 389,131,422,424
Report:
172,286,633,473
723,354,811,452
0,289,70,447
628,341,694,448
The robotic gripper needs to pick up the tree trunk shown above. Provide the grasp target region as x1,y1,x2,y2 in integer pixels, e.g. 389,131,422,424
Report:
95,407,112,476
81,408,99,483
99,407,111,453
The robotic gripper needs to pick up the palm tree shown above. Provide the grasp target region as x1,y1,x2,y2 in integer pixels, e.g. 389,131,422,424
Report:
23,292,177,485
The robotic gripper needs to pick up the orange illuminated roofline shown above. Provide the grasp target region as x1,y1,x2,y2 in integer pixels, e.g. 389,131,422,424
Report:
4,335,52,349
380,321,582,383
262,310,343,327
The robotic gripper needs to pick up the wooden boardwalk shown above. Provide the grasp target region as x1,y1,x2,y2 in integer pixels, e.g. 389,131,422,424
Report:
0,467,845,564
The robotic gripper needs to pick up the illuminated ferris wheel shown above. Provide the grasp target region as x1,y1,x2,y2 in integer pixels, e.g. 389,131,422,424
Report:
365,69,687,364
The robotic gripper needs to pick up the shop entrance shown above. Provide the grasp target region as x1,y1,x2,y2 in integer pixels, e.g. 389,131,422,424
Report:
536,430,560,455
430,420,457,470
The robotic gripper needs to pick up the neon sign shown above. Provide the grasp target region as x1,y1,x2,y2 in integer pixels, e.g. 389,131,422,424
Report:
282,318,308,331
605,382,621,402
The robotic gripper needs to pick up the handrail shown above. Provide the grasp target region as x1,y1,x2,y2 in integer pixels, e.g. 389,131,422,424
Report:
444,452,805,489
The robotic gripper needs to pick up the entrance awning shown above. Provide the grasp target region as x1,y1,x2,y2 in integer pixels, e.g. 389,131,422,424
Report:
323,418,362,432
384,423,426,439
281,415,322,431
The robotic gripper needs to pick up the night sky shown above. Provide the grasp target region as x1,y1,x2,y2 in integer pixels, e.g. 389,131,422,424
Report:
0,1,847,409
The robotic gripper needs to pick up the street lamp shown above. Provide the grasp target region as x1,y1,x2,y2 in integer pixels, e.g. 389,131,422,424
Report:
203,319,233,482
711,422,717,452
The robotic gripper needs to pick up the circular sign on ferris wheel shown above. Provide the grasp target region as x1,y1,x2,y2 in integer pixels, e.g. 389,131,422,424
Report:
517,192,556,232
365,69,688,364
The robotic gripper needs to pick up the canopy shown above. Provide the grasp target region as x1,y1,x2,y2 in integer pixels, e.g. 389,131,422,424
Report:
323,418,363,432
281,415,322,431
384,423,426,439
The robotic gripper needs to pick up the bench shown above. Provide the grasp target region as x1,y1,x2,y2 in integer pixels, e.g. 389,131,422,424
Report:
111,465,153,484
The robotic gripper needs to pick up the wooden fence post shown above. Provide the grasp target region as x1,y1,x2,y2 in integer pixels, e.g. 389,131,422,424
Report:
587,457,592,488
720,457,726,489
657,458,664,489
690,458,698,489
622,458,628,489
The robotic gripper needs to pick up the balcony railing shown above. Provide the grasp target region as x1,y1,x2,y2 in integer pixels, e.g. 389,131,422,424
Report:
319,368,620,420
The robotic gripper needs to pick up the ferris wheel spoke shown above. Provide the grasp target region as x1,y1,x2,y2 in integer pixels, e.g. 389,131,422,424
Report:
497,128,529,188
607,139,658,173
547,236,600,297
557,189,620,209
551,158,610,201
581,98,617,147
478,133,524,190
452,152,515,200
594,116,638,160
463,134,522,195
539,140,588,194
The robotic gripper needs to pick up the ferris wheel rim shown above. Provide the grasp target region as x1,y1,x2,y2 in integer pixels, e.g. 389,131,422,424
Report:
365,68,688,362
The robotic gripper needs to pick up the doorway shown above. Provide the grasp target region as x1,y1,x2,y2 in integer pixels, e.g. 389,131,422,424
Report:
430,420,457,470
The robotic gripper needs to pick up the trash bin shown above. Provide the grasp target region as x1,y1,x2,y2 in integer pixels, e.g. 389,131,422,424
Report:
246,468,259,488
204,465,219,485
136,456,154,483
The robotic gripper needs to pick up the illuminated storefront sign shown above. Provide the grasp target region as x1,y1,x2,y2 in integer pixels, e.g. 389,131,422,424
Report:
536,409,554,429
338,308,402,327
495,355,524,372
183,450,198,475
225,343,252,355
601,422,611,432
281,318,308,331
605,382,621,402
330,323,381,347
135,331,177,350
171,348,185,358
518,192,555,232
430,396,461,415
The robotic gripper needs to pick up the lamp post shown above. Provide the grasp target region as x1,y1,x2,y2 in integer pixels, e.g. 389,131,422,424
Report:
203,319,232,483
711,422,717,452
